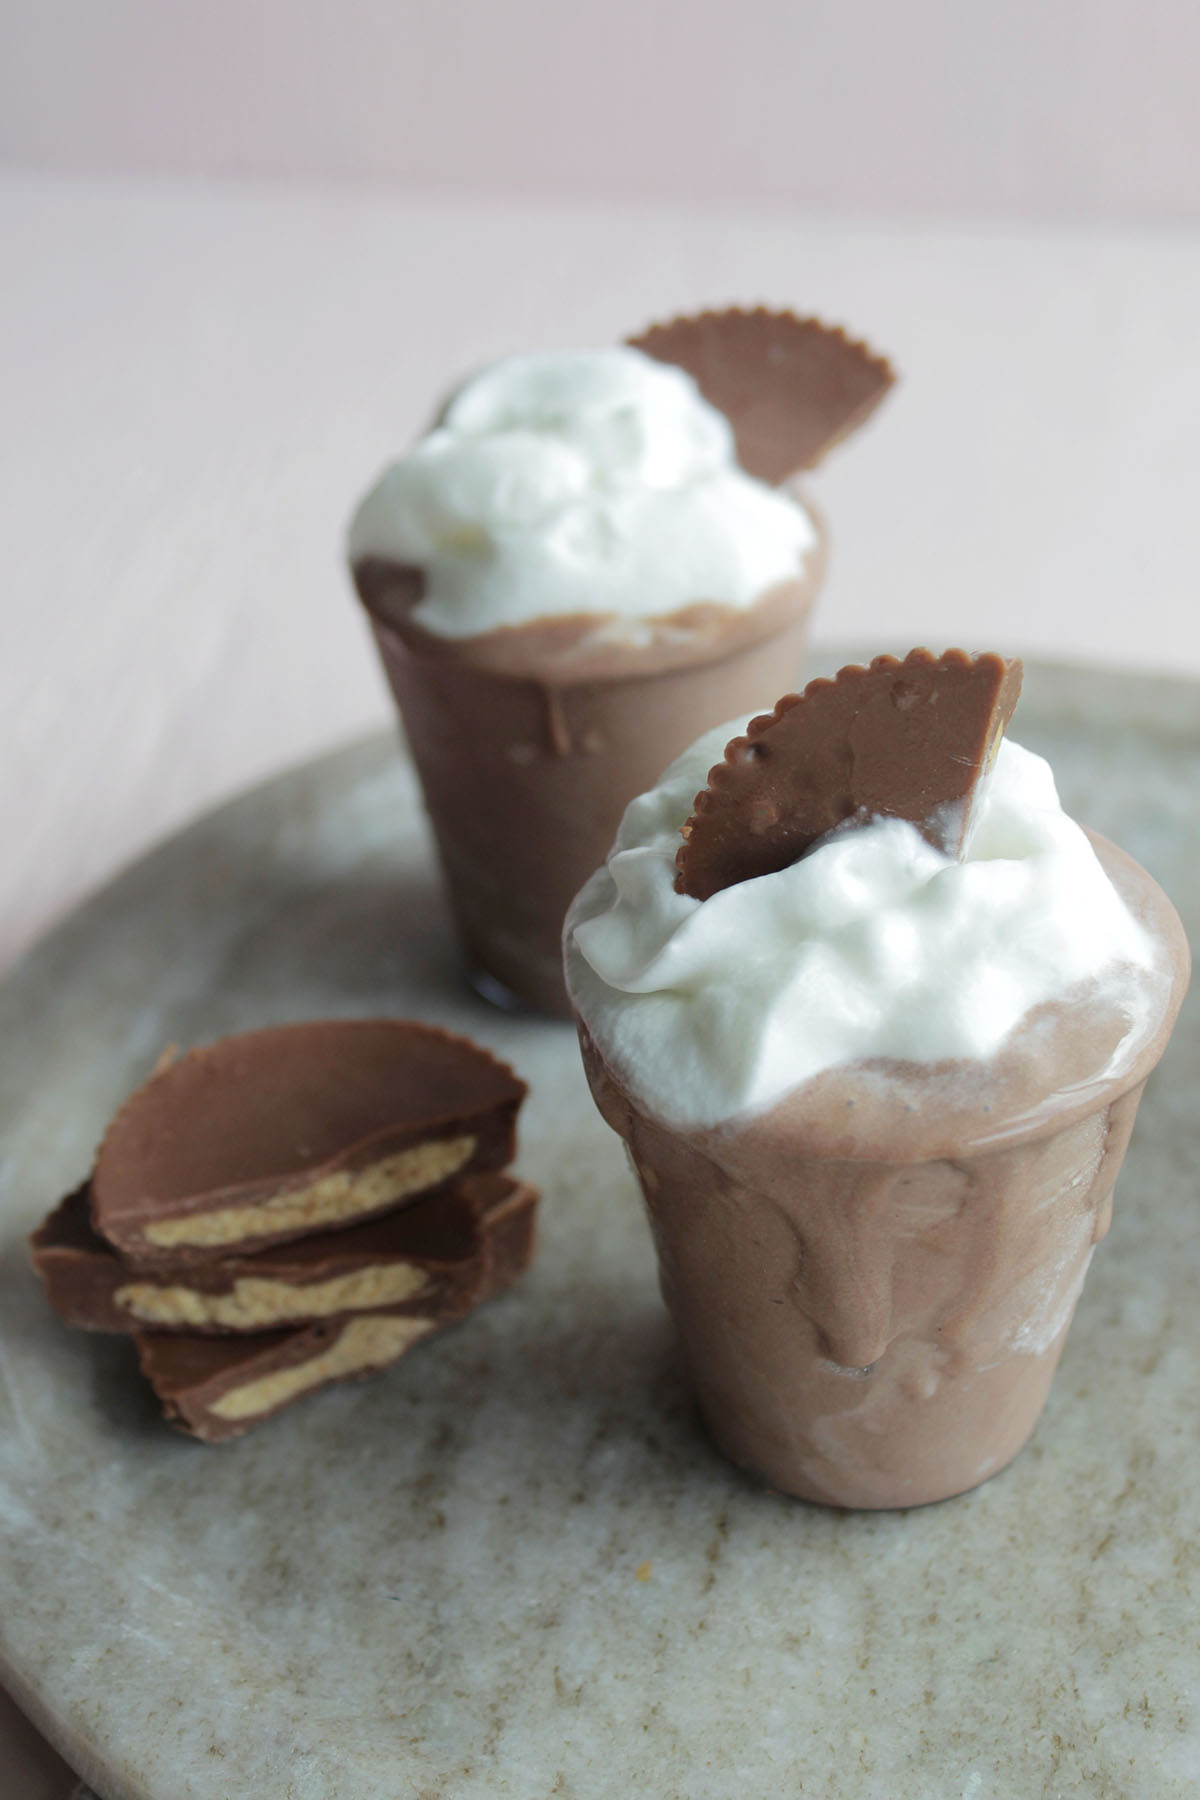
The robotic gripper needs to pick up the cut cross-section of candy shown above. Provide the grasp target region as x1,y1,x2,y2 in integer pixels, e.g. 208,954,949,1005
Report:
32,1172,529,1335
132,1177,539,1440
90,1019,527,1265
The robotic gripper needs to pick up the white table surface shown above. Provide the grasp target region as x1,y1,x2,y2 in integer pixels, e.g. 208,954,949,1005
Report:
4,170,1200,984
2,169,1200,1791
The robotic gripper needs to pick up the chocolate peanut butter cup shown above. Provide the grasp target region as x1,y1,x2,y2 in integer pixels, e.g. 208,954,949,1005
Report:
90,1020,526,1265
627,307,897,484
675,649,1023,900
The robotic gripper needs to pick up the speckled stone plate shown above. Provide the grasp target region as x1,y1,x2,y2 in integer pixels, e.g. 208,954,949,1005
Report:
2,656,1198,1800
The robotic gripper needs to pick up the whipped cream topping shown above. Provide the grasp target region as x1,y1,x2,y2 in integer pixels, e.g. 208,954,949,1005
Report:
565,727,1161,1128
347,348,817,638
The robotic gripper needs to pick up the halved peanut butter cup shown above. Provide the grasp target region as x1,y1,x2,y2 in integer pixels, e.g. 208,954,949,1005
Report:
627,306,896,483
91,1020,527,1265
675,649,1023,901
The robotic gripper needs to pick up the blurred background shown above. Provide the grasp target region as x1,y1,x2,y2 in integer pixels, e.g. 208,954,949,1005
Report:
4,4,1200,1789
6,0,1200,218
5,0,1200,979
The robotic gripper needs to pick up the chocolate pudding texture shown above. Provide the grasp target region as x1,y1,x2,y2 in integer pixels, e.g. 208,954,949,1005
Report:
348,311,894,1015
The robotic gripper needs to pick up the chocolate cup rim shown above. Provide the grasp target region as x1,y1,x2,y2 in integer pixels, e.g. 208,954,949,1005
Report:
568,829,1191,1164
349,498,828,688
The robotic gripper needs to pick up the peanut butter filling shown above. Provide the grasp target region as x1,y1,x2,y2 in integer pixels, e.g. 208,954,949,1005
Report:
115,1261,429,1330
142,1136,476,1249
208,1315,433,1422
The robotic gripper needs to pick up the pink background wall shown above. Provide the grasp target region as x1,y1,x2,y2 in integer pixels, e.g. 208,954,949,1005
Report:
3,0,1200,221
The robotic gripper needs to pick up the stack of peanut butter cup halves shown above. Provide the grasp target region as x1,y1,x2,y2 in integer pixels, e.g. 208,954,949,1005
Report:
31,1020,534,1439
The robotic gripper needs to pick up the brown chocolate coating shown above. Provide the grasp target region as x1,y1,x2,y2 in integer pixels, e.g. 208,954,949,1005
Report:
356,559,824,1015
627,307,896,484
675,650,1023,901
576,835,1190,1508
91,1020,526,1265
32,1172,524,1335
134,1178,538,1441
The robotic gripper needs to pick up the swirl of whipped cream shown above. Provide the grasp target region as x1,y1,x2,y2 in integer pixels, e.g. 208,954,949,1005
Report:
346,348,817,638
565,725,1160,1128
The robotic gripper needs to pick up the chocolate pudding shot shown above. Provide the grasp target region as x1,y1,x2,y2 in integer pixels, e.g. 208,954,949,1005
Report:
348,309,894,1015
565,652,1190,1509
